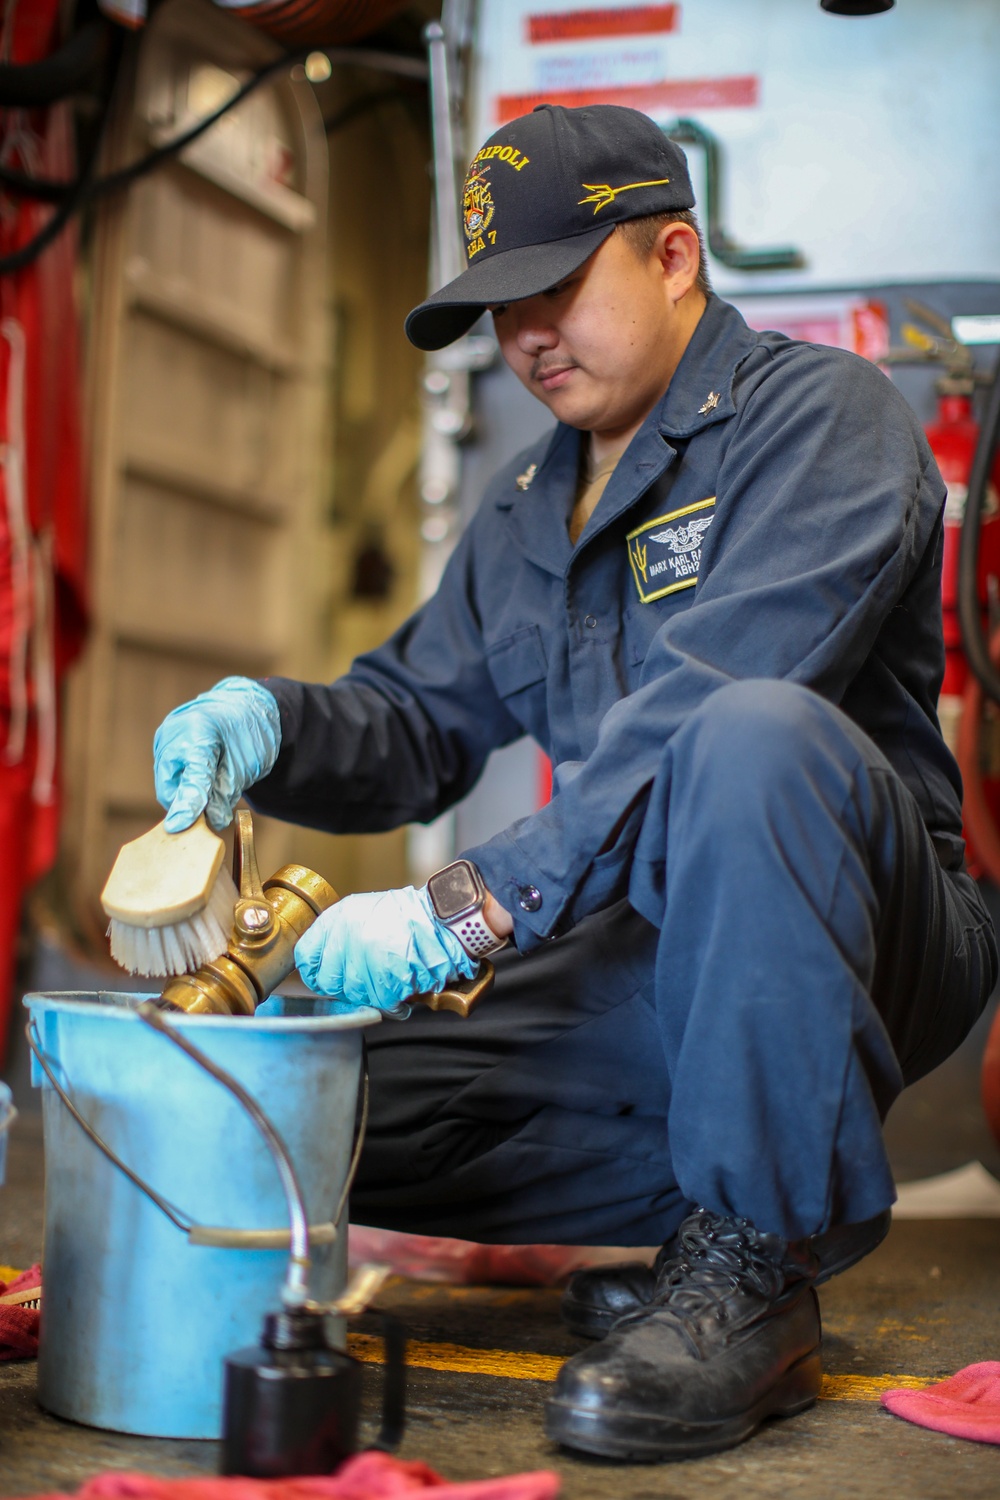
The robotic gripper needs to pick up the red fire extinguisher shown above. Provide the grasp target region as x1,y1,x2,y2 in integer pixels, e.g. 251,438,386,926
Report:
887,305,1000,1148
932,380,1000,878
886,306,1000,878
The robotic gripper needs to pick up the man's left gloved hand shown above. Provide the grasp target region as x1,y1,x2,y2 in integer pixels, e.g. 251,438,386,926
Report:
294,885,479,1012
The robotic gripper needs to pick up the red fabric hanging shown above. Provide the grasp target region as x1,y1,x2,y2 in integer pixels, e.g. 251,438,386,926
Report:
98,1,409,46
219,1,409,47
0,0,89,1064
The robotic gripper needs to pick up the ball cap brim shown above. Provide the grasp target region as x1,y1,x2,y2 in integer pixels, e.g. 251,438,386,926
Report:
405,223,614,352
404,103,695,352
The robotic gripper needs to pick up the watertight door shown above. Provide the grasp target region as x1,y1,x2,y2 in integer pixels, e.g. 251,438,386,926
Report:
64,0,330,932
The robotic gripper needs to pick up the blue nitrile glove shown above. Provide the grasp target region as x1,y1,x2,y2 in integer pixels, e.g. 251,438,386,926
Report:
153,677,282,832
294,885,479,1012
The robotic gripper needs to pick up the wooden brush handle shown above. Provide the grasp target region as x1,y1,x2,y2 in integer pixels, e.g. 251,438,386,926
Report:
0,1285,41,1307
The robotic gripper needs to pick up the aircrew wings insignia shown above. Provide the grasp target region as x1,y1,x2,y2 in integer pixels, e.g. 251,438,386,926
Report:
648,514,715,554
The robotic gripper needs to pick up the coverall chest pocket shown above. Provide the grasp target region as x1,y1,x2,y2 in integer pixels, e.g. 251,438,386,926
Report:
486,626,548,722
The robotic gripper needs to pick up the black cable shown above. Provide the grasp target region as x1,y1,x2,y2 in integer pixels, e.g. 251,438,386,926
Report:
0,23,125,277
92,44,308,201
958,351,1000,704
0,39,304,275
0,160,71,202
0,39,426,273
0,47,116,276
0,169,88,273
0,44,427,201
0,19,109,108
0,41,299,206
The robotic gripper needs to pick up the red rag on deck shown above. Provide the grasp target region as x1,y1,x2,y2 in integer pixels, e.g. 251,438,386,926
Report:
0,1262,41,1359
27,1452,561,1500
881,1361,1000,1444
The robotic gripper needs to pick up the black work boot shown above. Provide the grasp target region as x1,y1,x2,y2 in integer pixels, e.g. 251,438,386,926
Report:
561,1206,891,1338
545,1208,822,1461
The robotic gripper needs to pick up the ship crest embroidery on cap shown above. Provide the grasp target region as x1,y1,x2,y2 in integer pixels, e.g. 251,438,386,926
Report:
463,142,531,261
463,164,495,261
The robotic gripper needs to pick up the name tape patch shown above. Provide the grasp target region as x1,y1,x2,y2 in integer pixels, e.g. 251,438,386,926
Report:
627,497,716,602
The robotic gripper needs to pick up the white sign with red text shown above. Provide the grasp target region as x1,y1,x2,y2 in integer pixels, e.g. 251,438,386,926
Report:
469,0,1000,294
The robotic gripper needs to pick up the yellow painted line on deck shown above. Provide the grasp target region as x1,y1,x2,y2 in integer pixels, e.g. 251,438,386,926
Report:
347,1334,931,1401
351,1335,565,1383
819,1373,930,1401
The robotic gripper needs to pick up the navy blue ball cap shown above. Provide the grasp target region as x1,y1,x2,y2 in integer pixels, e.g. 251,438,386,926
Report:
405,103,695,352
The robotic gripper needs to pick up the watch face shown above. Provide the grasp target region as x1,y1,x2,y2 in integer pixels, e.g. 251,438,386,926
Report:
431,861,479,921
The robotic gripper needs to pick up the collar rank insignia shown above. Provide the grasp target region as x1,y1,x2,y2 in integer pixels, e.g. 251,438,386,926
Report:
515,462,537,492
698,390,720,415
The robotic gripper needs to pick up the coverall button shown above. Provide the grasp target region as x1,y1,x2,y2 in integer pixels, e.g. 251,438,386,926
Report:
517,885,542,912
584,614,598,628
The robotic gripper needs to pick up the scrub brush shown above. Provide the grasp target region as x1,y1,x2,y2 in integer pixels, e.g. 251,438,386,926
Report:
101,816,239,977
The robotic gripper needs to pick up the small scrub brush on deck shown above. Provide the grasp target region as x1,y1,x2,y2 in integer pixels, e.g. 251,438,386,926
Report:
101,816,239,977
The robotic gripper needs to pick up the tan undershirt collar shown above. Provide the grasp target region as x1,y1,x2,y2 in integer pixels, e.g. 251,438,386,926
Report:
569,441,627,546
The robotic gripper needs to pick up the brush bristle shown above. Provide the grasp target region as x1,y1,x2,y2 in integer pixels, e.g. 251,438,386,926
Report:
108,866,239,977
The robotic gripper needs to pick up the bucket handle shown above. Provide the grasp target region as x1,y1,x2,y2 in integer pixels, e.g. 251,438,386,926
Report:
24,1015,368,1254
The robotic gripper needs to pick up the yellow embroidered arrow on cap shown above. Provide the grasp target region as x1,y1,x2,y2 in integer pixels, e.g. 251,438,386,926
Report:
579,178,672,214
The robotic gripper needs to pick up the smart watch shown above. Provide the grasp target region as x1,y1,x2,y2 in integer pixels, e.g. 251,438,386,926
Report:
426,859,508,959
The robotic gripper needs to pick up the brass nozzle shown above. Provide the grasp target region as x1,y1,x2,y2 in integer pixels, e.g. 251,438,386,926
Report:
160,816,339,1016
159,810,495,1018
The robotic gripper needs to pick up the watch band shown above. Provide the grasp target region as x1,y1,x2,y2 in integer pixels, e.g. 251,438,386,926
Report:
449,904,507,959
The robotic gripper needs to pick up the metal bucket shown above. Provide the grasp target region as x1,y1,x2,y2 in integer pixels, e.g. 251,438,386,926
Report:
0,1080,15,1185
23,990,379,1439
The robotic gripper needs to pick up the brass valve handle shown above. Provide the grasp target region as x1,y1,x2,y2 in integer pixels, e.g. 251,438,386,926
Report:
160,810,494,1018
415,962,494,1017
231,807,274,940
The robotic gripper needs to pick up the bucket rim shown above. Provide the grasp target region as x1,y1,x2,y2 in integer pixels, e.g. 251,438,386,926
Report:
21,990,383,1032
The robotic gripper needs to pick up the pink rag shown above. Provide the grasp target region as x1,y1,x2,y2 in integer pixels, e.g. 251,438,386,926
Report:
348,1227,656,1287
0,1262,41,1360
27,1451,561,1500
881,1361,1000,1444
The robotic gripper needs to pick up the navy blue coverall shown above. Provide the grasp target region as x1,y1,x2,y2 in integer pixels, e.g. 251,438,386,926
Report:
251,295,997,1246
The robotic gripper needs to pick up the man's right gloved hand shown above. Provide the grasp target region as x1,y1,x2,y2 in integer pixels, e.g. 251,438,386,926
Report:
153,677,282,833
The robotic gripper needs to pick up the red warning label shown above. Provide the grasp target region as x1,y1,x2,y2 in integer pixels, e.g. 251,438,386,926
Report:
496,75,759,122
527,5,680,43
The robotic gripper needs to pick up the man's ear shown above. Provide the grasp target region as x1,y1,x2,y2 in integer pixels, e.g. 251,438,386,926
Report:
655,222,702,301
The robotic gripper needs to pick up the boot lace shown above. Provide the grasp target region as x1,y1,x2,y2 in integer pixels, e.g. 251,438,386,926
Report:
646,1209,789,1330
